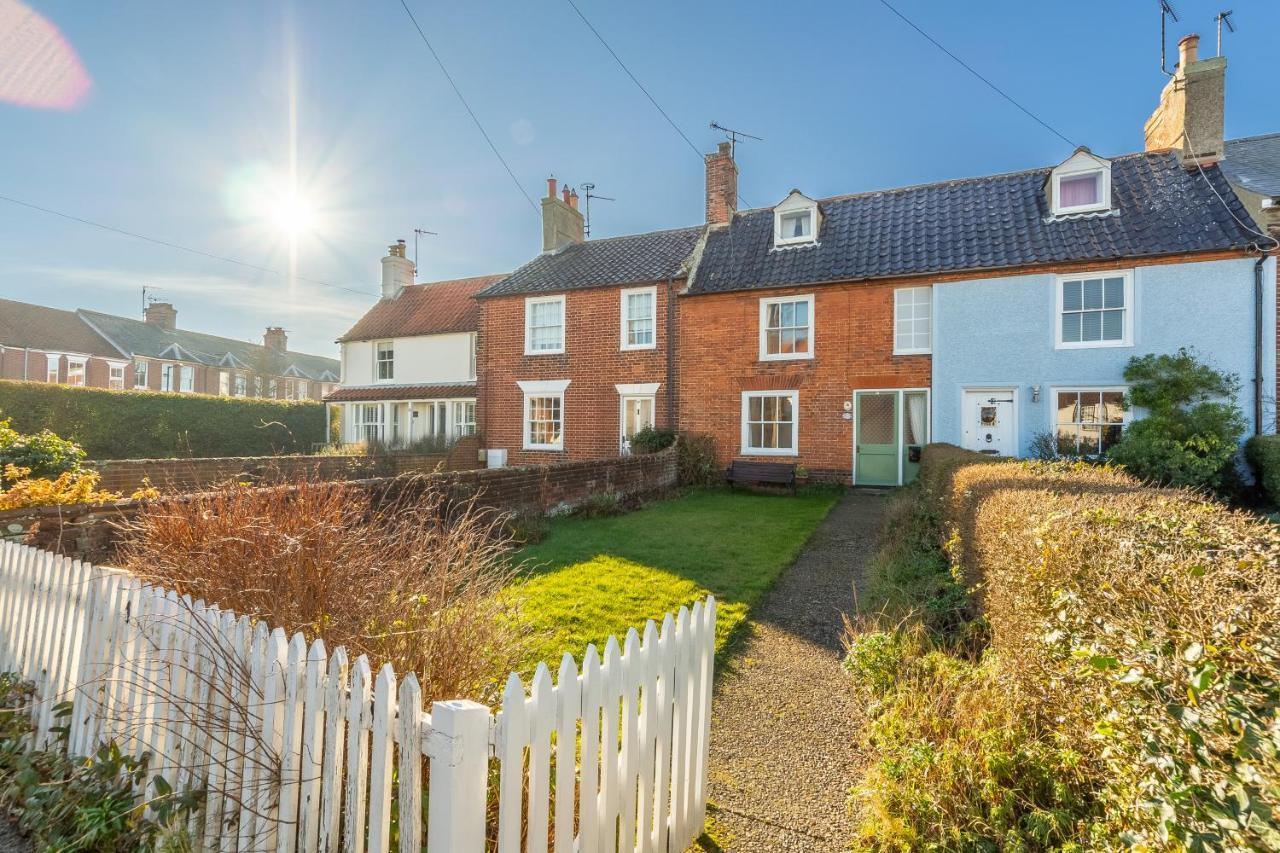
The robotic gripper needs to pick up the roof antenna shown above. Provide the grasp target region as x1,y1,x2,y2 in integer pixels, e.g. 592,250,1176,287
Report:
142,285,163,312
579,183,614,238
1215,10,1235,57
1160,1,1180,76
709,121,762,159
412,228,437,279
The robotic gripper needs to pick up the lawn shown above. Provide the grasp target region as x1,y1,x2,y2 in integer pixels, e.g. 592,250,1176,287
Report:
510,486,840,670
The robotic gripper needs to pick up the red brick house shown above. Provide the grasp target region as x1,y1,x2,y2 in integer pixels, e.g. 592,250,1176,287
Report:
0,297,339,400
474,179,700,465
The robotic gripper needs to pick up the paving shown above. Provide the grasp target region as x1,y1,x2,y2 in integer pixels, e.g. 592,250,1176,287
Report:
701,489,885,851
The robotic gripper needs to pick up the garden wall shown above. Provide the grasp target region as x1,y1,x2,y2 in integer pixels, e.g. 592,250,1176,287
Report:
1,446,676,562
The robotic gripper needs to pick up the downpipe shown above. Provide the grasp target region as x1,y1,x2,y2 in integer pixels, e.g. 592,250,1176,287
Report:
1254,255,1265,436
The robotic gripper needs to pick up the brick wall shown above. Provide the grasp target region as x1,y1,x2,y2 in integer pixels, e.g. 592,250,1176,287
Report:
2,446,676,562
678,279,932,480
89,450,463,494
477,282,677,466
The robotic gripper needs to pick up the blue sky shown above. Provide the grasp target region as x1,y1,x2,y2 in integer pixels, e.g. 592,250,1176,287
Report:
1,0,1277,356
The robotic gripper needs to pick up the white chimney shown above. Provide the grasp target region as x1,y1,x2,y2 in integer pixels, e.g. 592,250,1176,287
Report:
381,239,413,299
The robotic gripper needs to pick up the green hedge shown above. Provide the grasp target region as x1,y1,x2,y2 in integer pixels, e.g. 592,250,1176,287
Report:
0,380,326,459
1246,434,1280,505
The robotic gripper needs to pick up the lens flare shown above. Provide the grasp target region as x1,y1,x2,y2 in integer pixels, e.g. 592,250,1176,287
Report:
0,0,91,110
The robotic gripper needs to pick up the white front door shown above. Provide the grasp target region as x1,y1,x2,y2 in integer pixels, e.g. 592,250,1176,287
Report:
961,389,1016,456
619,396,655,454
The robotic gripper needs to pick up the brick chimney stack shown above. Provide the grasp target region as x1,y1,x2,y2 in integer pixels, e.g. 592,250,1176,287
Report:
264,327,287,352
1144,33,1226,167
705,142,738,225
542,175,585,252
144,302,177,331
381,239,414,299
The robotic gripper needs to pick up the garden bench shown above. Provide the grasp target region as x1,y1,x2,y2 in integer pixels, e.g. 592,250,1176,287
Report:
725,460,797,494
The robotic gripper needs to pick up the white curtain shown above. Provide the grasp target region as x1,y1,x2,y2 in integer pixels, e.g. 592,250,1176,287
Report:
906,393,927,446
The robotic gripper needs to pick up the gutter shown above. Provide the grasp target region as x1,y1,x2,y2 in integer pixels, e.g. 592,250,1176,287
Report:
1254,255,1265,436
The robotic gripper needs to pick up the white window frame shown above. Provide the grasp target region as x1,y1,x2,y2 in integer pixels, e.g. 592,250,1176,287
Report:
66,357,86,386
46,356,60,384
1054,271,1133,350
357,403,385,444
740,390,800,457
234,374,247,396
468,333,477,380
179,364,194,393
893,286,933,355
133,360,148,389
524,295,566,356
375,341,395,382
620,286,657,351
758,294,815,362
1048,385,1130,456
299,380,309,399
454,400,477,437
218,370,230,396
1051,165,1111,216
108,363,125,390
518,379,570,451
773,191,821,248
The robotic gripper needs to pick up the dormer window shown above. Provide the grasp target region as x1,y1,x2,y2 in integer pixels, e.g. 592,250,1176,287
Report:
773,190,820,248
1049,148,1112,216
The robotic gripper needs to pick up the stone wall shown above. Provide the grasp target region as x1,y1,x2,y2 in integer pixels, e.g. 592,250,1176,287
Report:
2,446,677,562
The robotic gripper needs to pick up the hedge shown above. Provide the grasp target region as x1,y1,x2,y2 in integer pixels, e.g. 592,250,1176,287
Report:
1246,433,1280,505
0,380,326,459
920,444,1280,848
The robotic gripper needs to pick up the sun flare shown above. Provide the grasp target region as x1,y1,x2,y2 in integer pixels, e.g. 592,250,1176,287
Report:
268,189,315,236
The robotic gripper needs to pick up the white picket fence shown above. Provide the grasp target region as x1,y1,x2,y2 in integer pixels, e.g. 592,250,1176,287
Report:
0,540,717,852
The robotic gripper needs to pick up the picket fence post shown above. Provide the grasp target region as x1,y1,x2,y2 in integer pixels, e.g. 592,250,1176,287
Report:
426,699,490,853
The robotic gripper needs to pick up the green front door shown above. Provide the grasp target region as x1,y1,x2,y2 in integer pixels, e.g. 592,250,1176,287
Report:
855,391,900,486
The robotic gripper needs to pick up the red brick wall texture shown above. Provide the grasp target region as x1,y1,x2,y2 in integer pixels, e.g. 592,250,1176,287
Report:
478,283,675,467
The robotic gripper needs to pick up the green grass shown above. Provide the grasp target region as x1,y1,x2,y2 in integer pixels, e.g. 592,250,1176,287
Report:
510,486,840,670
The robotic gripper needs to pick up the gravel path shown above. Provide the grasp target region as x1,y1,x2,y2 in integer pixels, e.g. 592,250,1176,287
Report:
701,489,885,851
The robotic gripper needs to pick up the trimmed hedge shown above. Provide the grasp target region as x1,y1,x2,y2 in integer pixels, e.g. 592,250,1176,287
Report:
920,444,1280,848
0,380,326,459
1246,434,1280,505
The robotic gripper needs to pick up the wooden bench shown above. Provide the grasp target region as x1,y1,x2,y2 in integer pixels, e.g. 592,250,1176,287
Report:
725,460,797,494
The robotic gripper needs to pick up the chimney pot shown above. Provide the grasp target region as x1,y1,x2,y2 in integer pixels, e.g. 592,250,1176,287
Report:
1179,33,1199,68
562,185,571,204
568,189,579,210
547,176,557,199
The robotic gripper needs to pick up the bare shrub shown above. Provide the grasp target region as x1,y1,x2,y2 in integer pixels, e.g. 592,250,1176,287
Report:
114,475,525,704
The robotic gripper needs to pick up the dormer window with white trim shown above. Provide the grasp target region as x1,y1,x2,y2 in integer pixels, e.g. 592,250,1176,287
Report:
1049,148,1112,216
773,190,820,248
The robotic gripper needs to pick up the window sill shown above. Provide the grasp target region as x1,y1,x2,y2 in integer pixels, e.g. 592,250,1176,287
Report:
893,348,931,356
758,352,814,363
620,343,657,352
523,349,566,357
740,447,799,457
522,444,564,452
1054,340,1132,351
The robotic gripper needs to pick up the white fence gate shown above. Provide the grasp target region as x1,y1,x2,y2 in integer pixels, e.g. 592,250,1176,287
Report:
0,540,716,852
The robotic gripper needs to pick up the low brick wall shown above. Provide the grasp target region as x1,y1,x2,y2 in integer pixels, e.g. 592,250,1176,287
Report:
88,435,484,494
2,446,677,562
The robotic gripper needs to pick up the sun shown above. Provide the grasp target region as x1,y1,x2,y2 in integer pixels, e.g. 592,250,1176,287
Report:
268,189,315,236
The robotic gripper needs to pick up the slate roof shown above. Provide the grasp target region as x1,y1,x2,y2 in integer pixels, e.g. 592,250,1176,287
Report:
338,275,504,343
687,150,1260,295
79,310,340,381
477,226,703,298
0,298,125,359
323,382,476,403
1221,133,1280,198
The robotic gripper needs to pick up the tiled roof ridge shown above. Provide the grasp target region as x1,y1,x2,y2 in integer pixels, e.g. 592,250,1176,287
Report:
405,273,508,289
731,150,1175,214
1227,132,1280,145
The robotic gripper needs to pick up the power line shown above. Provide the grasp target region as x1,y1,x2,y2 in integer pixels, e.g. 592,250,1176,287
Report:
564,0,753,208
398,0,539,215
873,0,1079,150
0,192,380,297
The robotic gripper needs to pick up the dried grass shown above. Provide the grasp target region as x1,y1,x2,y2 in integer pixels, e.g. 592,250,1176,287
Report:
113,475,526,704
